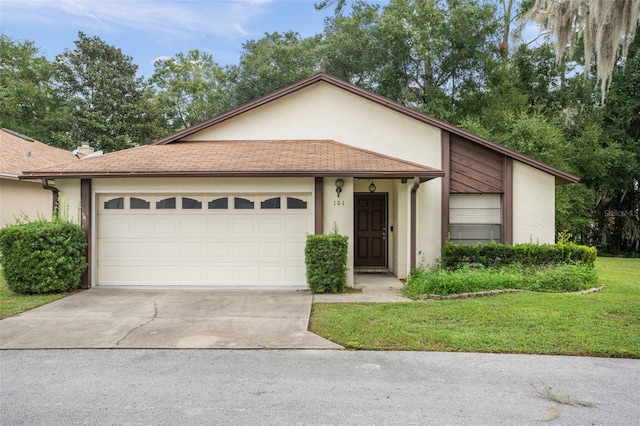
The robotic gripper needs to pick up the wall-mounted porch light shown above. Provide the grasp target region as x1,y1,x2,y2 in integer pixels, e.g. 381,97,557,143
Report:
335,179,345,197
369,180,377,193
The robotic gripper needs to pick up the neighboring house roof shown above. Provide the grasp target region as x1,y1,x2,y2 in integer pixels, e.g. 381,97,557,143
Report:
0,128,77,179
152,73,579,185
21,140,444,180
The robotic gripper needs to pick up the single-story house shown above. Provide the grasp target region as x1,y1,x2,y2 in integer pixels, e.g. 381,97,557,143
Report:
22,73,579,289
0,128,79,228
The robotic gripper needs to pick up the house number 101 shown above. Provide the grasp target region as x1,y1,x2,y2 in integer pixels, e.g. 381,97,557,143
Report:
334,200,345,206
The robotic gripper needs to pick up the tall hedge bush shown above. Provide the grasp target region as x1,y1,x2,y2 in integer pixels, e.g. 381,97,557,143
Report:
305,232,348,293
441,242,596,270
0,218,87,294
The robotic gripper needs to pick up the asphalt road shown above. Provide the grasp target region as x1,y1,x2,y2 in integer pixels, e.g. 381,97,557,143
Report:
1,350,638,425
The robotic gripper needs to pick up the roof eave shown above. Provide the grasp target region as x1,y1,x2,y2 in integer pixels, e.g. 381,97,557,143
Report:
20,170,445,180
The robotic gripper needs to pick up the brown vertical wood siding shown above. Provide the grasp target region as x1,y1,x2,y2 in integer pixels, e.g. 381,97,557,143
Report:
80,179,91,289
446,135,515,245
450,135,504,193
315,177,323,234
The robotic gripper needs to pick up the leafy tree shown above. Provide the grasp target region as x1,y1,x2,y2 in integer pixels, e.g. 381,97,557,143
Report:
374,0,500,120
227,32,324,106
596,28,640,251
0,35,69,144
522,0,640,101
54,32,163,152
150,50,231,132
321,1,384,89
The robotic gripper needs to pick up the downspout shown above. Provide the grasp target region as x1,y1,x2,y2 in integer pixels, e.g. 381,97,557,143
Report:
41,178,59,218
410,176,420,270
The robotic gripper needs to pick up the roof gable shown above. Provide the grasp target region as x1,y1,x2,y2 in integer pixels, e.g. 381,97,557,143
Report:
152,73,578,185
0,128,77,178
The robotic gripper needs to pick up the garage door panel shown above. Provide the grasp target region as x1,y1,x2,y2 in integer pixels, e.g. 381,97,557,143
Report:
155,218,178,235
98,192,312,287
181,218,204,234
286,242,305,258
233,218,256,233
233,242,257,257
260,242,283,257
101,242,128,258
259,267,283,283
208,267,231,283
207,217,230,233
129,266,154,283
207,242,230,257
128,242,153,257
101,266,126,283
180,266,206,282
128,217,153,234
156,267,179,282
99,217,126,238
259,217,282,233
286,267,306,282
180,242,203,257
286,217,310,234
234,267,258,283
155,242,178,257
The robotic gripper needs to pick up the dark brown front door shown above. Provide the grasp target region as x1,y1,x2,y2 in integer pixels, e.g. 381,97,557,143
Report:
354,194,387,267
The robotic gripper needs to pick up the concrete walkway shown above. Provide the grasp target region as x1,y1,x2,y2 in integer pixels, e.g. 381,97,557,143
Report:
314,273,411,303
0,288,342,349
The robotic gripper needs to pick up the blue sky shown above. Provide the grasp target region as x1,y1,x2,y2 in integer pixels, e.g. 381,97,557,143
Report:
1,0,382,79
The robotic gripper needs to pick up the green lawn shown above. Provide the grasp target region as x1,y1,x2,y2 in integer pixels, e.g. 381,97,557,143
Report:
0,272,77,320
310,257,640,358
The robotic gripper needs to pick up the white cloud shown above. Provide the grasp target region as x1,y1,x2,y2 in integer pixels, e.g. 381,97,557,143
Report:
151,55,172,66
1,0,273,40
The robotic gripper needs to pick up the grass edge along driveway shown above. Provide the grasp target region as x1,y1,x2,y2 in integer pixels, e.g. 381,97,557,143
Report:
0,272,77,320
310,257,640,358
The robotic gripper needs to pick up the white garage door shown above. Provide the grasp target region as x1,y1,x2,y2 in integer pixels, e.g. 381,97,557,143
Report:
97,193,313,287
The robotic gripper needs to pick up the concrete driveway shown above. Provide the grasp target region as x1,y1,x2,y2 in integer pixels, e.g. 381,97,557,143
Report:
0,288,342,349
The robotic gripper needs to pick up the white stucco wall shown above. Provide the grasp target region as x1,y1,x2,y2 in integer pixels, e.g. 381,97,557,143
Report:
0,178,54,227
394,180,409,278
323,177,354,287
182,81,444,276
184,82,442,169
512,161,556,244
56,179,82,224
417,179,442,269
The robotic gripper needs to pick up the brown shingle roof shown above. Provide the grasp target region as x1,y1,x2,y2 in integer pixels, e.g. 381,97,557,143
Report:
1,129,77,178
152,73,579,185
21,140,444,180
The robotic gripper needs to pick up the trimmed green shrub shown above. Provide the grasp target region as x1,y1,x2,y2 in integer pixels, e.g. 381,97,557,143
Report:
305,232,348,293
441,242,596,270
0,218,87,294
404,264,598,297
